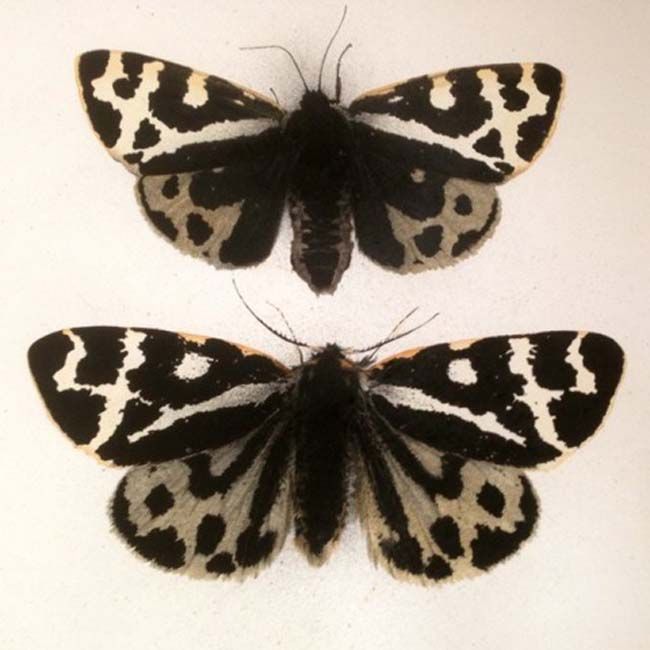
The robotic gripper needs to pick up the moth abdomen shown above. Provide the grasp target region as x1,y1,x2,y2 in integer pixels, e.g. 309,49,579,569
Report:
289,196,353,293
292,346,359,560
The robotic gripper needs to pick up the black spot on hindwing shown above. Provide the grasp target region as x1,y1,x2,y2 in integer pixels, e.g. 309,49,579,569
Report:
196,514,226,555
186,213,213,245
149,210,179,241
430,516,464,559
112,478,186,569
471,476,538,570
477,482,506,517
454,194,473,216
414,225,443,256
452,198,499,257
161,175,180,199
144,484,175,517
206,552,237,575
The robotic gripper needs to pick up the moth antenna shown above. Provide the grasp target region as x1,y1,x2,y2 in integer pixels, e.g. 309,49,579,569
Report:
265,301,305,364
334,43,353,102
352,307,419,365
269,87,280,105
350,312,440,360
360,307,419,363
232,280,311,349
240,44,309,92
318,5,348,92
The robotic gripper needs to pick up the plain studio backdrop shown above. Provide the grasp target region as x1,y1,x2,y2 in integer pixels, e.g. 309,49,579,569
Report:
1,1,649,648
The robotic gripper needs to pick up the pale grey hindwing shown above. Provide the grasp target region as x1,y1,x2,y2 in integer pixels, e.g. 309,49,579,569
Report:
112,415,294,578
383,177,500,273
137,171,246,266
355,407,538,584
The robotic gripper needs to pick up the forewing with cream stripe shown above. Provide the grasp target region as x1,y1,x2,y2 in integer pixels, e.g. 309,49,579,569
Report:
28,327,289,466
367,331,624,468
350,63,563,180
349,63,563,273
76,50,287,268
356,330,623,582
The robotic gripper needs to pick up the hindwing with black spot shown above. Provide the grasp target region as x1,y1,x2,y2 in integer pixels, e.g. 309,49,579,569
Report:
30,327,623,582
137,165,286,267
356,411,538,583
356,330,623,582
77,50,287,268
29,326,294,579
348,63,562,272
112,416,293,577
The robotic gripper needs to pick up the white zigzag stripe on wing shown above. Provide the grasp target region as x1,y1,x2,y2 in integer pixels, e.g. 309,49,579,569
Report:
370,383,524,443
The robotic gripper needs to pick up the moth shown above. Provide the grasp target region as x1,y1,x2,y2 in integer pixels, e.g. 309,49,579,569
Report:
29,326,622,582
75,12,563,294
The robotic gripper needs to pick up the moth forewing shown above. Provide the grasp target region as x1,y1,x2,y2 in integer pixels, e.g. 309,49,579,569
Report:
76,49,564,293
29,327,620,582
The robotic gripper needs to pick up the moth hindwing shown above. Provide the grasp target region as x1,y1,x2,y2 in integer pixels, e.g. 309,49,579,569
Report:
77,49,563,293
29,328,622,582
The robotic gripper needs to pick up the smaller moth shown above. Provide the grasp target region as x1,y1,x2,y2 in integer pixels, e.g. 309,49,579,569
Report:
29,326,623,583
75,10,563,293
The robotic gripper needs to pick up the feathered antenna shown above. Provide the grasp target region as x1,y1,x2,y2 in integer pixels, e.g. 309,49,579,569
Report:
265,301,305,364
233,280,311,351
350,310,440,366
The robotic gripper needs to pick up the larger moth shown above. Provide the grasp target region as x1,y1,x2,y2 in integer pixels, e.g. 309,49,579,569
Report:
29,327,622,582
76,25,563,293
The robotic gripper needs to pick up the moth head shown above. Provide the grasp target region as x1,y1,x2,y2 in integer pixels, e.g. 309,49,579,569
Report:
298,89,335,112
303,344,361,381
309,343,347,362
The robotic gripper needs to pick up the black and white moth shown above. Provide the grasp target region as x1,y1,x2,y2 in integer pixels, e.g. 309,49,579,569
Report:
29,327,622,583
76,26,563,293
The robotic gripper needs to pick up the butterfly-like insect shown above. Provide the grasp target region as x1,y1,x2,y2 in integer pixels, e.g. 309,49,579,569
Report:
76,9,563,294
29,325,622,582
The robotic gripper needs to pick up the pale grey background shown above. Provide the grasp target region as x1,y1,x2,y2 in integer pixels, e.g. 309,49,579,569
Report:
1,1,649,648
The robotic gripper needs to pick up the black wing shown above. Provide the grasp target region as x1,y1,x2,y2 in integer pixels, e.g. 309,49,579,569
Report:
77,50,287,267
354,331,622,583
29,327,294,578
348,63,563,272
